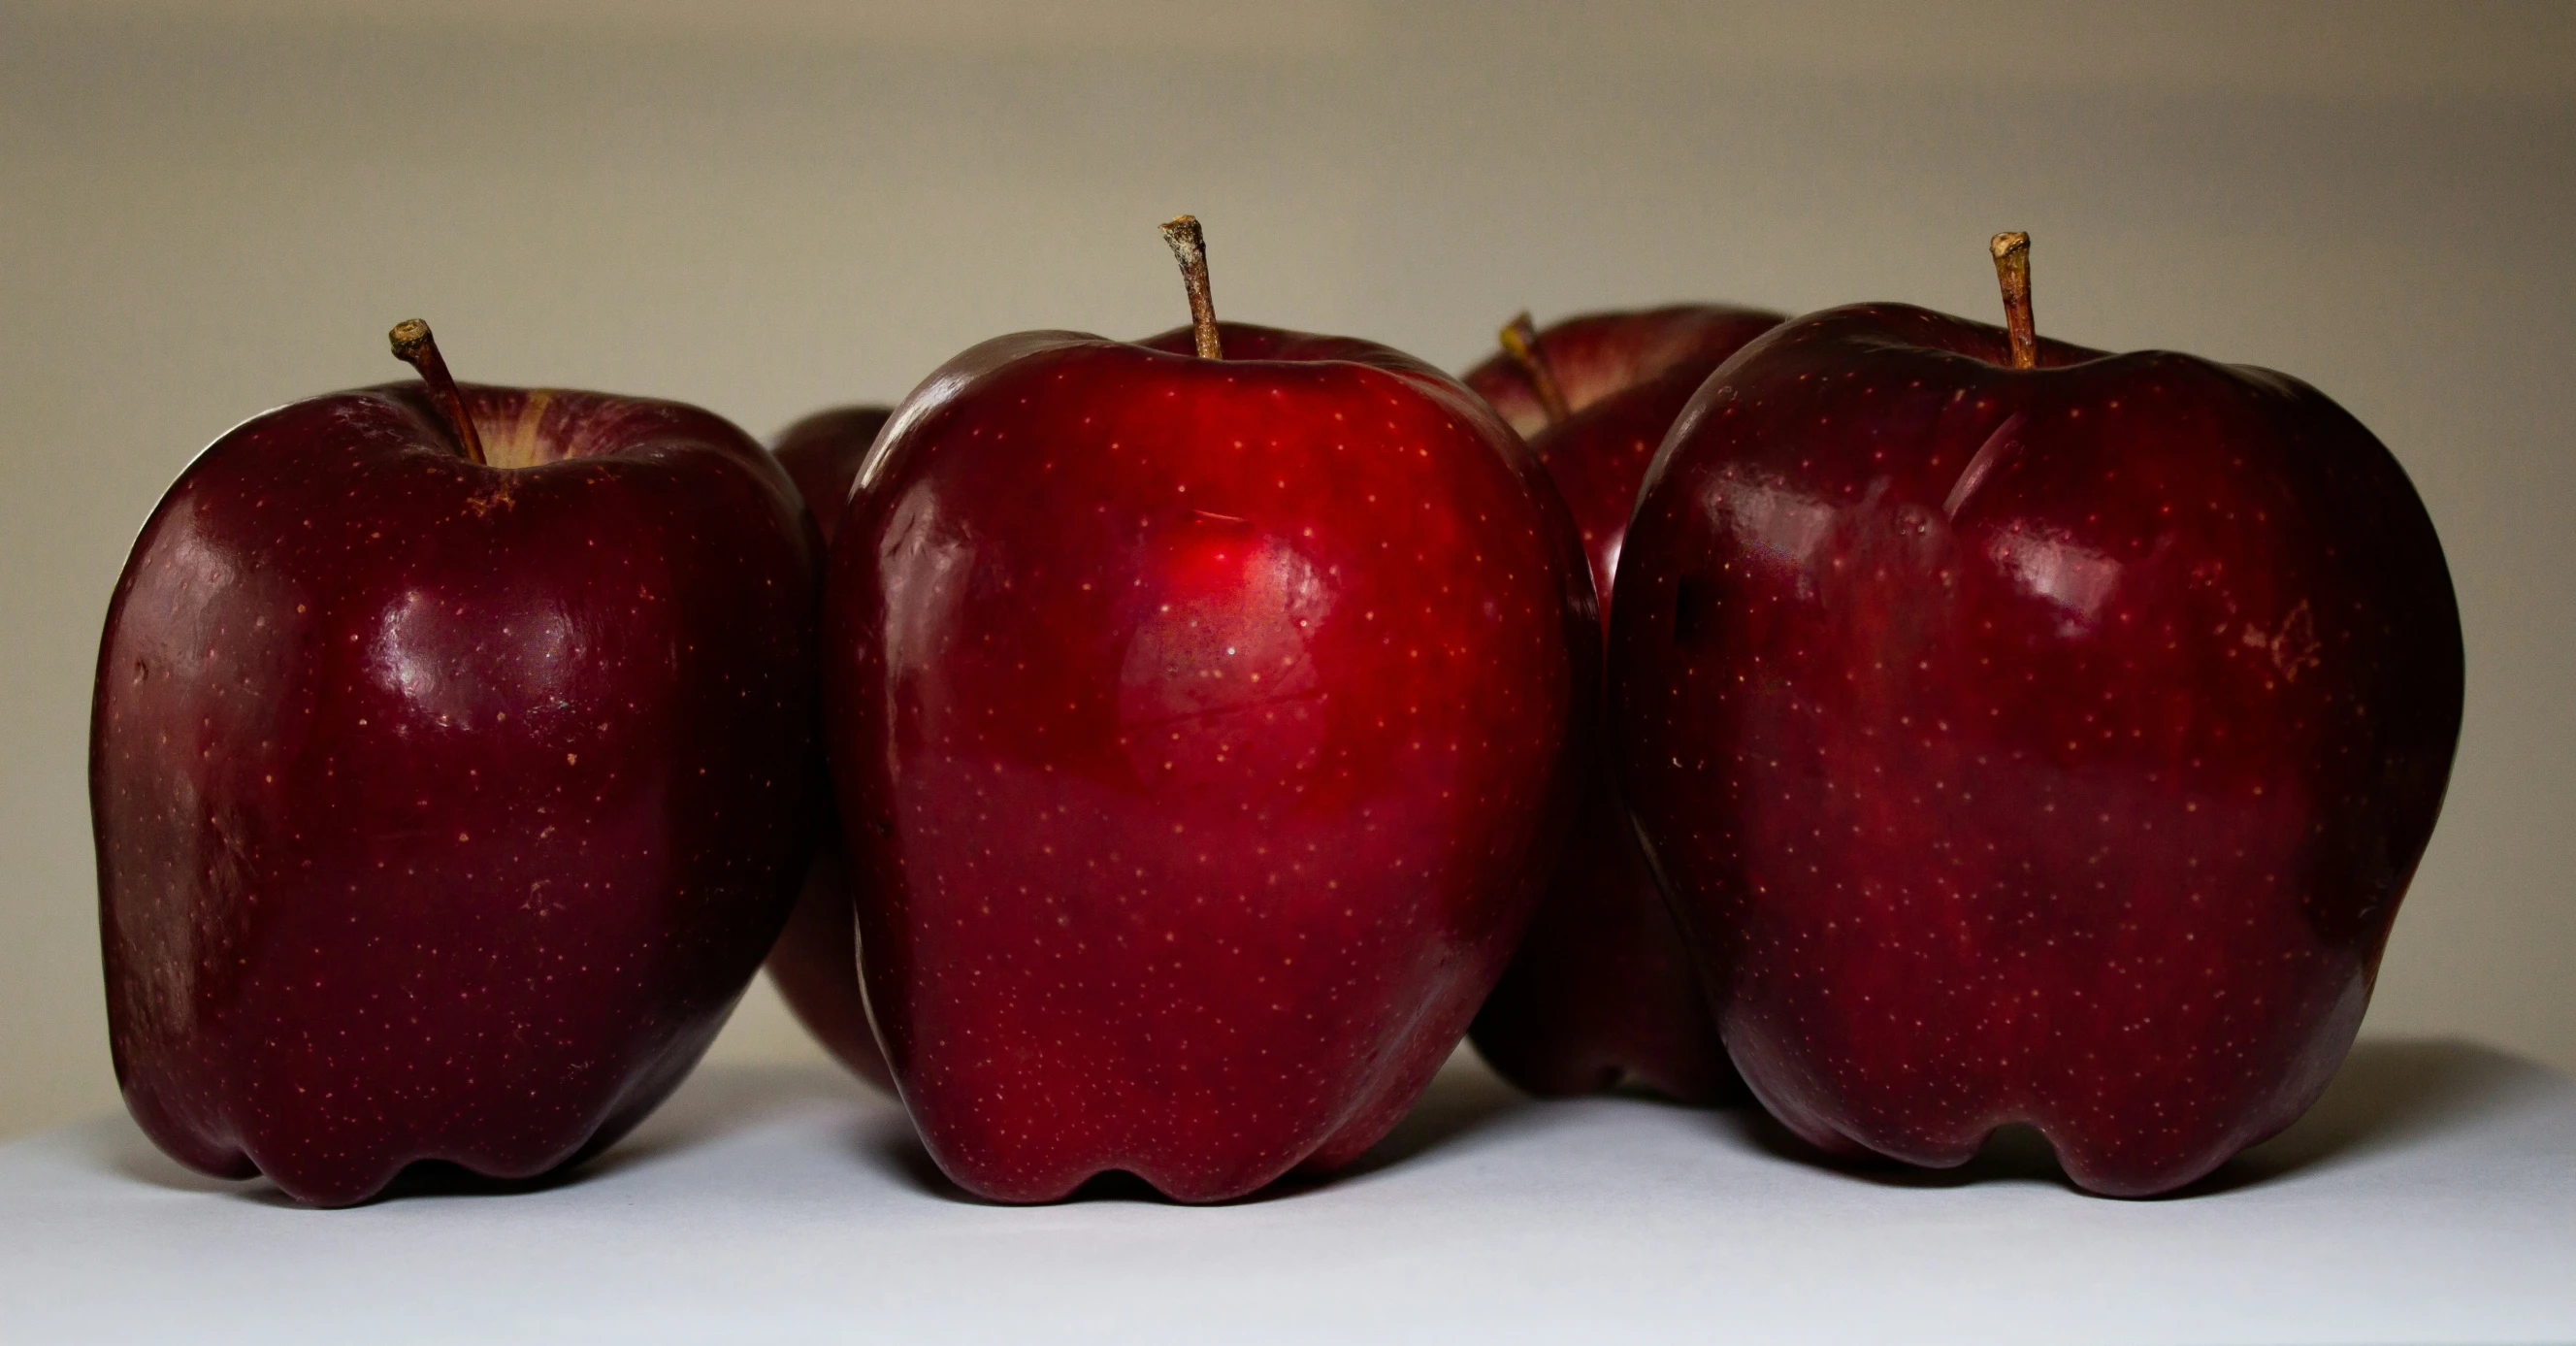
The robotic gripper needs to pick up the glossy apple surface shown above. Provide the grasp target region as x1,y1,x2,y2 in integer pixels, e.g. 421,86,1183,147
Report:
1459,305,1779,1101
93,381,822,1206
1611,301,2462,1195
762,405,897,1090
826,321,1594,1202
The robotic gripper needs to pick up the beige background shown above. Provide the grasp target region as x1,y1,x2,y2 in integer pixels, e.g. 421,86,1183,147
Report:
3,1,2570,1141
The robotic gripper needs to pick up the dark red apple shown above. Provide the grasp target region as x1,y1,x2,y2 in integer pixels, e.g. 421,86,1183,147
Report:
1458,305,1779,1102
91,321,823,1206
761,405,897,1090
1610,235,2462,1195
771,407,892,528
824,217,1595,1202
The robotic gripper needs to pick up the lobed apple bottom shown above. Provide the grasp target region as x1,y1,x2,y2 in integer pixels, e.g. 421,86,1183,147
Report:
821,319,1596,1202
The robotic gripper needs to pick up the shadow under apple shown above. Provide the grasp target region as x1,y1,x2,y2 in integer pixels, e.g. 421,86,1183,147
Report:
90,1037,2543,1205
99,1062,869,1207
1712,1037,2545,1197
857,1049,1538,1206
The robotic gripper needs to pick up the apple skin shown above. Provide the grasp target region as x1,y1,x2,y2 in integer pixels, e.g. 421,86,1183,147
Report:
760,406,897,1090
771,407,892,530
1459,305,1780,1101
92,381,823,1206
825,321,1595,1202
1610,302,2462,1196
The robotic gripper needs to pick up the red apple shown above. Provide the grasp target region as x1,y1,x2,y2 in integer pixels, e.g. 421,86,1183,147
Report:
91,321,824,1206
1458,305,1780,1101
771,407,892,530
1610,236,2462,1195
824,217,1595,1201
762,405,897,1090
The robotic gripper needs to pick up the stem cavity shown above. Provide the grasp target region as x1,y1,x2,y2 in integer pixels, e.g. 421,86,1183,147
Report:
1989,232,2038,371
387,318,488,465
1498,312,1573,426
1159,215,1223,360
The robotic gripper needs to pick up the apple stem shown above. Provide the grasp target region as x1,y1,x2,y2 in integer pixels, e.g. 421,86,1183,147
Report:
1989,232,2038,370
1498,312,1573,426
1158,215,1223,360
387,319,489,465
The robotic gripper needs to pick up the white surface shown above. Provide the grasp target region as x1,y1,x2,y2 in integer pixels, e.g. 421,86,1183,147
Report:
1,1039,2570,1344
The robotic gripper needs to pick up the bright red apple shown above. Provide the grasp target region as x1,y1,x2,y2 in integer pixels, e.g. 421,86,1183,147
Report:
824,217,1595,1202
1610,235,2462,1196
761,405,897,1090
91,321,823,1206
1458,305,1779,1102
